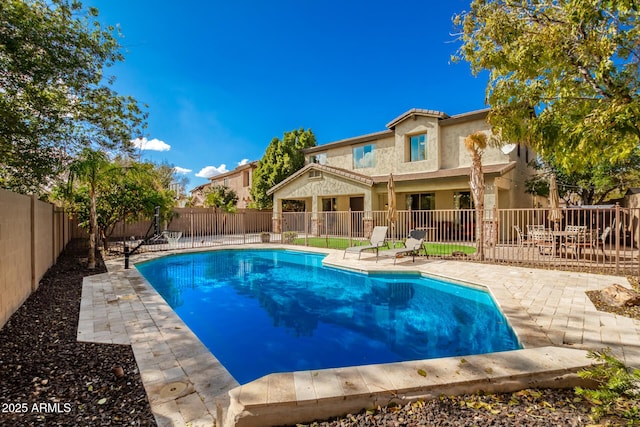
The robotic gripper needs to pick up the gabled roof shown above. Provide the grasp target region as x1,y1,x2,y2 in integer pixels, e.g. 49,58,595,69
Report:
386,108,449,129
267,163,374,195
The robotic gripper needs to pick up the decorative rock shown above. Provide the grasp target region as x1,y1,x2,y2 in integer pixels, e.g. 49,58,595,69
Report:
600,284,640,307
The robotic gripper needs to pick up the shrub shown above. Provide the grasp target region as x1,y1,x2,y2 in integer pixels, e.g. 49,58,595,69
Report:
575,348,640,423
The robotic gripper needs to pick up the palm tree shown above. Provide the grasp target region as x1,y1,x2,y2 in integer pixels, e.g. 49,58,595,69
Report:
67,148,110,269
464,132,487,261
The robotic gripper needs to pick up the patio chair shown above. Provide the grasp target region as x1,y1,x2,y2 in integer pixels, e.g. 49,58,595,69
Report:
563,226,610,260
513,225,535,253
529,229,555,255
343,226,388,261
383,237,425,264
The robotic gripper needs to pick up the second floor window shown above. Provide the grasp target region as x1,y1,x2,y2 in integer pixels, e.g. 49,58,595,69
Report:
309,153,327,165
353,144,375,169
409,134,427,162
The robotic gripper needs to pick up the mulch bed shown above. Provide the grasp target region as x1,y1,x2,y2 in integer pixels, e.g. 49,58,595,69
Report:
2,242,639,426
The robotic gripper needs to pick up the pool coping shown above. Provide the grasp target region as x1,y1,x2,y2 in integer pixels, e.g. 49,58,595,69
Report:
77,244,640,426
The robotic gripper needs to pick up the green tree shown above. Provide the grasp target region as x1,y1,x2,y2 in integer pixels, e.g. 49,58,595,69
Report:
526,150,640,205
250,128,316,209
204,185,238,213
0,0,146,195
454,0,640,171
65,147,109,269
98,159,175,247
55,156,176,253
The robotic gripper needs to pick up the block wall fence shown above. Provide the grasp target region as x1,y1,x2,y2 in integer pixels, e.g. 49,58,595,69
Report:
0,189,72,329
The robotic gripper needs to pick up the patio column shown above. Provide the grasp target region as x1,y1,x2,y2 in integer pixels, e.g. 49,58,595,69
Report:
362,191,374,237
272,197,282,233
311,195,320,236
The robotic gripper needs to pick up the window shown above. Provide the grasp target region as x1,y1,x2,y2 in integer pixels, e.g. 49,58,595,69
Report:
409,134,427,162
408,193,435,210
309,153,327,165
308,170,322,178
454,192,474,209
322,197,337,211
223,178,229,187
353,144,375,169
243,171,250,187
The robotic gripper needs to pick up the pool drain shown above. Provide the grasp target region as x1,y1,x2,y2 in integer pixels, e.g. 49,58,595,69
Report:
159,381,188,398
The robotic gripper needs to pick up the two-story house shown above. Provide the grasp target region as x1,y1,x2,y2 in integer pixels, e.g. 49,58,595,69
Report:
267,108,535,234
190,161,258,209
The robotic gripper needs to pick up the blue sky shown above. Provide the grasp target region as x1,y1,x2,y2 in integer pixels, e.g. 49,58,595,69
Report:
88,0,488,190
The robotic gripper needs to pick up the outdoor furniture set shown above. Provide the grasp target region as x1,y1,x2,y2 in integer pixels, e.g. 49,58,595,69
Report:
514,224,609,259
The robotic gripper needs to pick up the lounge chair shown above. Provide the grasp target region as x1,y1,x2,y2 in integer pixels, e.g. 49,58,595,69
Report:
343,226,388,260
383,237,425,264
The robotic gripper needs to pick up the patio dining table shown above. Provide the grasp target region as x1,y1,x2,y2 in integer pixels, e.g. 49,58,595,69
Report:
550,229,579,256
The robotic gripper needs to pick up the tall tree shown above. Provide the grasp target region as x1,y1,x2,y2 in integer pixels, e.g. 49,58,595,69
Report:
251,128,316,209
454,0,640,171
0,0,146,195
526,150,640,205
465,132,488,261
65,147,109,269
54,157,176,252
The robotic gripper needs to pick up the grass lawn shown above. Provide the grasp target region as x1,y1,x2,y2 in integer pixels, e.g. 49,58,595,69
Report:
291,237,476,256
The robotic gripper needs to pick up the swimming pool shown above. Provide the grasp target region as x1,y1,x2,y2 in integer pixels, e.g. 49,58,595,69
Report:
136,249,521,384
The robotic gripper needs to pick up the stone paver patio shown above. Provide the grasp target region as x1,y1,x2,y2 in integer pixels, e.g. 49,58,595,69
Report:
77,245,640,427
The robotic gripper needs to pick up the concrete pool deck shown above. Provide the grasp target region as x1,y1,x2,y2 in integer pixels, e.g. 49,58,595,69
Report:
77,245,640,426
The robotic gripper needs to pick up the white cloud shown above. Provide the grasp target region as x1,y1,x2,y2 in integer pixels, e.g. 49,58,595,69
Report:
132,137,171,152
174,166,192,174
196,164,228,178
237,158,249,166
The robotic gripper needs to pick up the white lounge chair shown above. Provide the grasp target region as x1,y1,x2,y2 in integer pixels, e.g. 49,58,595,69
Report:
384,237,425,264
343,226,388,261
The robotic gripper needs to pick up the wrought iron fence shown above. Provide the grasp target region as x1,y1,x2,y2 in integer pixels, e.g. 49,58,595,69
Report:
91,206,640,276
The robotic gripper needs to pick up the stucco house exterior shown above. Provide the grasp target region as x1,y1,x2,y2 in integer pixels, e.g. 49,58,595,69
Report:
189,161,258,209
267,108,536,234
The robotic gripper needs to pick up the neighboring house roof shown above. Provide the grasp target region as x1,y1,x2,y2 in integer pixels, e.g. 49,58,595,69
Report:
267,163,374,195
189,183,209,195
626,188,640,196
369,161,517,184
209,160,258,182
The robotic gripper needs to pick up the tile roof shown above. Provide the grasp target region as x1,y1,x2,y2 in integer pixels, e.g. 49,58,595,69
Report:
370,162,517,184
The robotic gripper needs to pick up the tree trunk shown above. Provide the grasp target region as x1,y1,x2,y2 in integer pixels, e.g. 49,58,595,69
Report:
88,185,97,269
470,152,485,261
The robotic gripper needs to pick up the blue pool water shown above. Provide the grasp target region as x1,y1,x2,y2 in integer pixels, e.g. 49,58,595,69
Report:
136,249,520,384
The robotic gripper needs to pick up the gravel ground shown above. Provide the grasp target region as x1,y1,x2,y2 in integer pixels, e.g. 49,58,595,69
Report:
0,241,155,426
1,242,638,426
